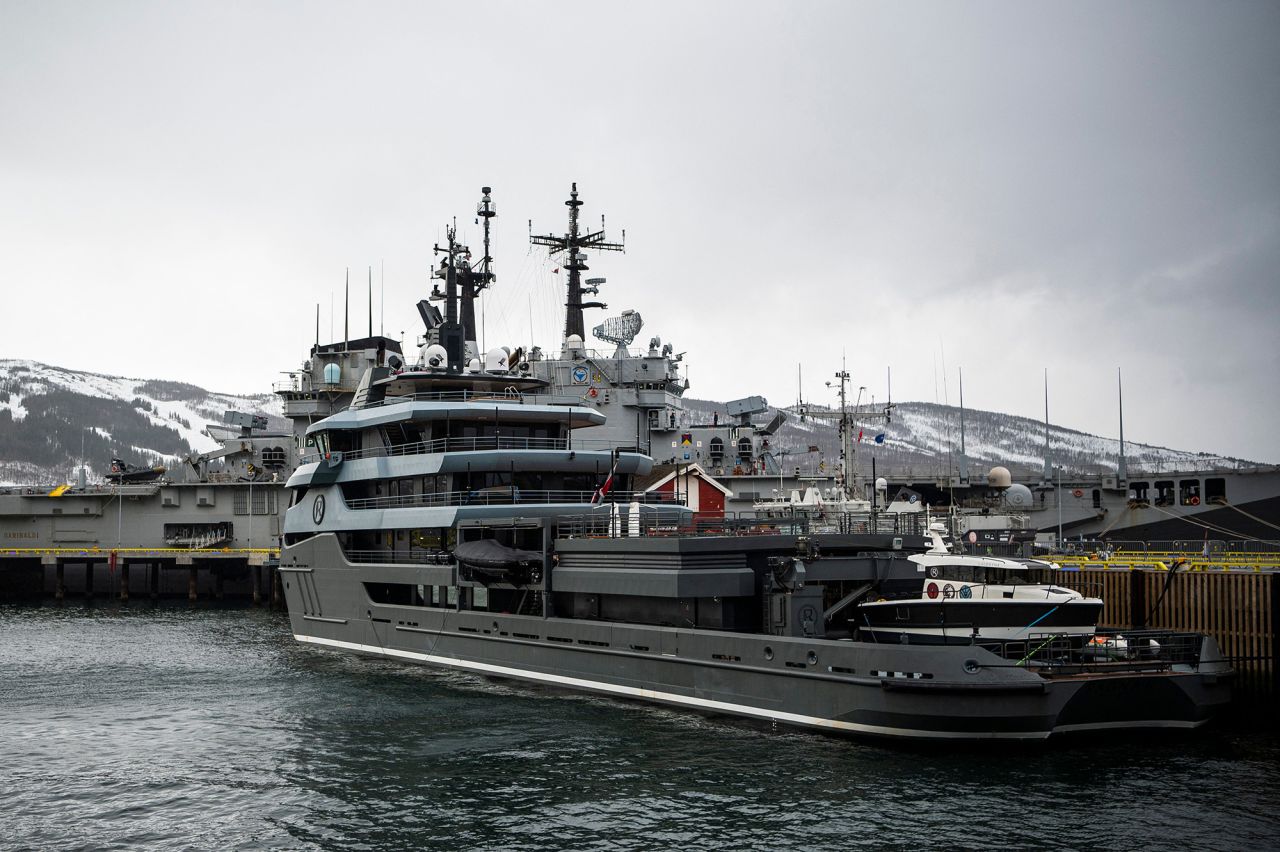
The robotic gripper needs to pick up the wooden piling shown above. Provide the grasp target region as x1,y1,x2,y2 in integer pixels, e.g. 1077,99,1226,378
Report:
84,561,94,599
151,563,160,600
188,566,198,602
270,567,281,610
252,564,262,607
55,561,65,602
1062,568,1278,696
120,561,129,602
214,566,225,601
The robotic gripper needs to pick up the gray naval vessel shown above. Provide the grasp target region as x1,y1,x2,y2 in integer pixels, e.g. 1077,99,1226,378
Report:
279,186,1233,741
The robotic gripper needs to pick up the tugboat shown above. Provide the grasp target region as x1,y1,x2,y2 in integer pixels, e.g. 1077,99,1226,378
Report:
279,186,1233,741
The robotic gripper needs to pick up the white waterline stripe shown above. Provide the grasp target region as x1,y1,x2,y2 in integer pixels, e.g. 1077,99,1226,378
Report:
294,634,1049,741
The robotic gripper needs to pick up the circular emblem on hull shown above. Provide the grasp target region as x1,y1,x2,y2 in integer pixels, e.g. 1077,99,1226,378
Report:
926,582,939,600
312,494,326,525
959,585,973,599
571,366,589,384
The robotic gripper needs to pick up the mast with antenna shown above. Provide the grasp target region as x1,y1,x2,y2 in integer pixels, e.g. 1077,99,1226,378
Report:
1042,369,1052,483
368,266,373,338
344,268,350,351
458,187,497,357
1117,368,1127,485
432,222,466,373
958,367,969,486
530,183,624,347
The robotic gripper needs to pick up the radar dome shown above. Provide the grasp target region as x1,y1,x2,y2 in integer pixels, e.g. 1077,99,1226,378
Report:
484,347,510,372
422,344,447,369
987,466,1013,488
875,477,888,492
1003,483,1034,509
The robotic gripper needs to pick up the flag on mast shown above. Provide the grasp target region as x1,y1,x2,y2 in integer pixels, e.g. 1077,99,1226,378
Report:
592,450,621,505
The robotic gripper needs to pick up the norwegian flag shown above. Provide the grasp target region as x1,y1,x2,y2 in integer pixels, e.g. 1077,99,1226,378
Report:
591,451,621,505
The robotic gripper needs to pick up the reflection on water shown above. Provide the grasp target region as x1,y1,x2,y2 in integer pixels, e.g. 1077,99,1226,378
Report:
2,603,1277,851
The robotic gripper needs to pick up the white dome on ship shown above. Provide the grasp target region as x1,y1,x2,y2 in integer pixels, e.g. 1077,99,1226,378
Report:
875,477,888,492
1003,483,1033,509
987,466,1013,488
422,344,447,369
484,347,510,372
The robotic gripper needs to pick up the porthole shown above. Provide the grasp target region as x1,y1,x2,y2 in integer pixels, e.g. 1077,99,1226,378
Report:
807,650,818,666
763,646,774,661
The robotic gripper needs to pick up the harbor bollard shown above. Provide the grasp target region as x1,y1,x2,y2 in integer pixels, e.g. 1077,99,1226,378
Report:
120,562,129,602
188,566,198,602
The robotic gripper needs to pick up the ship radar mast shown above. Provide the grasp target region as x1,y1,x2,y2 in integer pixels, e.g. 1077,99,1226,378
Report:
530,183,625,346
430,186,497,371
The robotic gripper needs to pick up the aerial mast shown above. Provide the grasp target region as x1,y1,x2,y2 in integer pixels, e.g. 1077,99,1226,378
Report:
530,183,624,348
432,223,466,373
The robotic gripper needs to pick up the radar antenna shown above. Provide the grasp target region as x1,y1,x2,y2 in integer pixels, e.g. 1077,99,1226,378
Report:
592,309,644,349
530,183,625,344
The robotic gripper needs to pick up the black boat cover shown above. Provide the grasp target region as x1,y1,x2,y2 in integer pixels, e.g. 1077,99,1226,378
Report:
454,539,542,570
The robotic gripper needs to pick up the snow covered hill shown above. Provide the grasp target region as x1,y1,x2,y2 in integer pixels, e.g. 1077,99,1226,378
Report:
678,397,1263,478
0,359,1263,487
0,360,285,485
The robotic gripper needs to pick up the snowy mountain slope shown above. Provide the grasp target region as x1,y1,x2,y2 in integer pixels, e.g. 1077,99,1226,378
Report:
0,359,285,485
679,397,1263,477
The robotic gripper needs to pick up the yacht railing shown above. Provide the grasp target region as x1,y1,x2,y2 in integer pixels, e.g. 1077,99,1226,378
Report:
344,549,454,565
354,388,529,410
971,629,1206,674
301,435,628,464
343,489,680,511
553,509,928,539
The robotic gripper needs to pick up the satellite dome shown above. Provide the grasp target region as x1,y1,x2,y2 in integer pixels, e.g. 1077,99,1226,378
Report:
484,347,510,372
987,466,1013,488
875,477,888,491
466,358,481,373
1003,483,1033,509
422,344,448,369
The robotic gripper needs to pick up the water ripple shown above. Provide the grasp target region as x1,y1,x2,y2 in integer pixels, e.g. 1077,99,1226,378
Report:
1,603,1277,851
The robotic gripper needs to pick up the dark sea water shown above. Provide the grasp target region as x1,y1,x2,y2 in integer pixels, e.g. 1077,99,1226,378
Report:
2,604,1278,852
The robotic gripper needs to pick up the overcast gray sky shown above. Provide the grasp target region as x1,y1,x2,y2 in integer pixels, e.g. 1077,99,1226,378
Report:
2,1,1277,461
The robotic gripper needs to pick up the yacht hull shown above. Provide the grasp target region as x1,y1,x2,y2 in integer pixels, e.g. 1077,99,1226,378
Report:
281,537,1231,742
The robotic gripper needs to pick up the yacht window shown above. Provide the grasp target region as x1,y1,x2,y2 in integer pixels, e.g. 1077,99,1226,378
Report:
1205,478,1227,505
328,430,358,453
1179,479,1201,506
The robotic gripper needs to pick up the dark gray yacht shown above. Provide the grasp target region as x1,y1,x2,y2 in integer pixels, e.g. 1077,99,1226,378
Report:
279,188,1233,741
